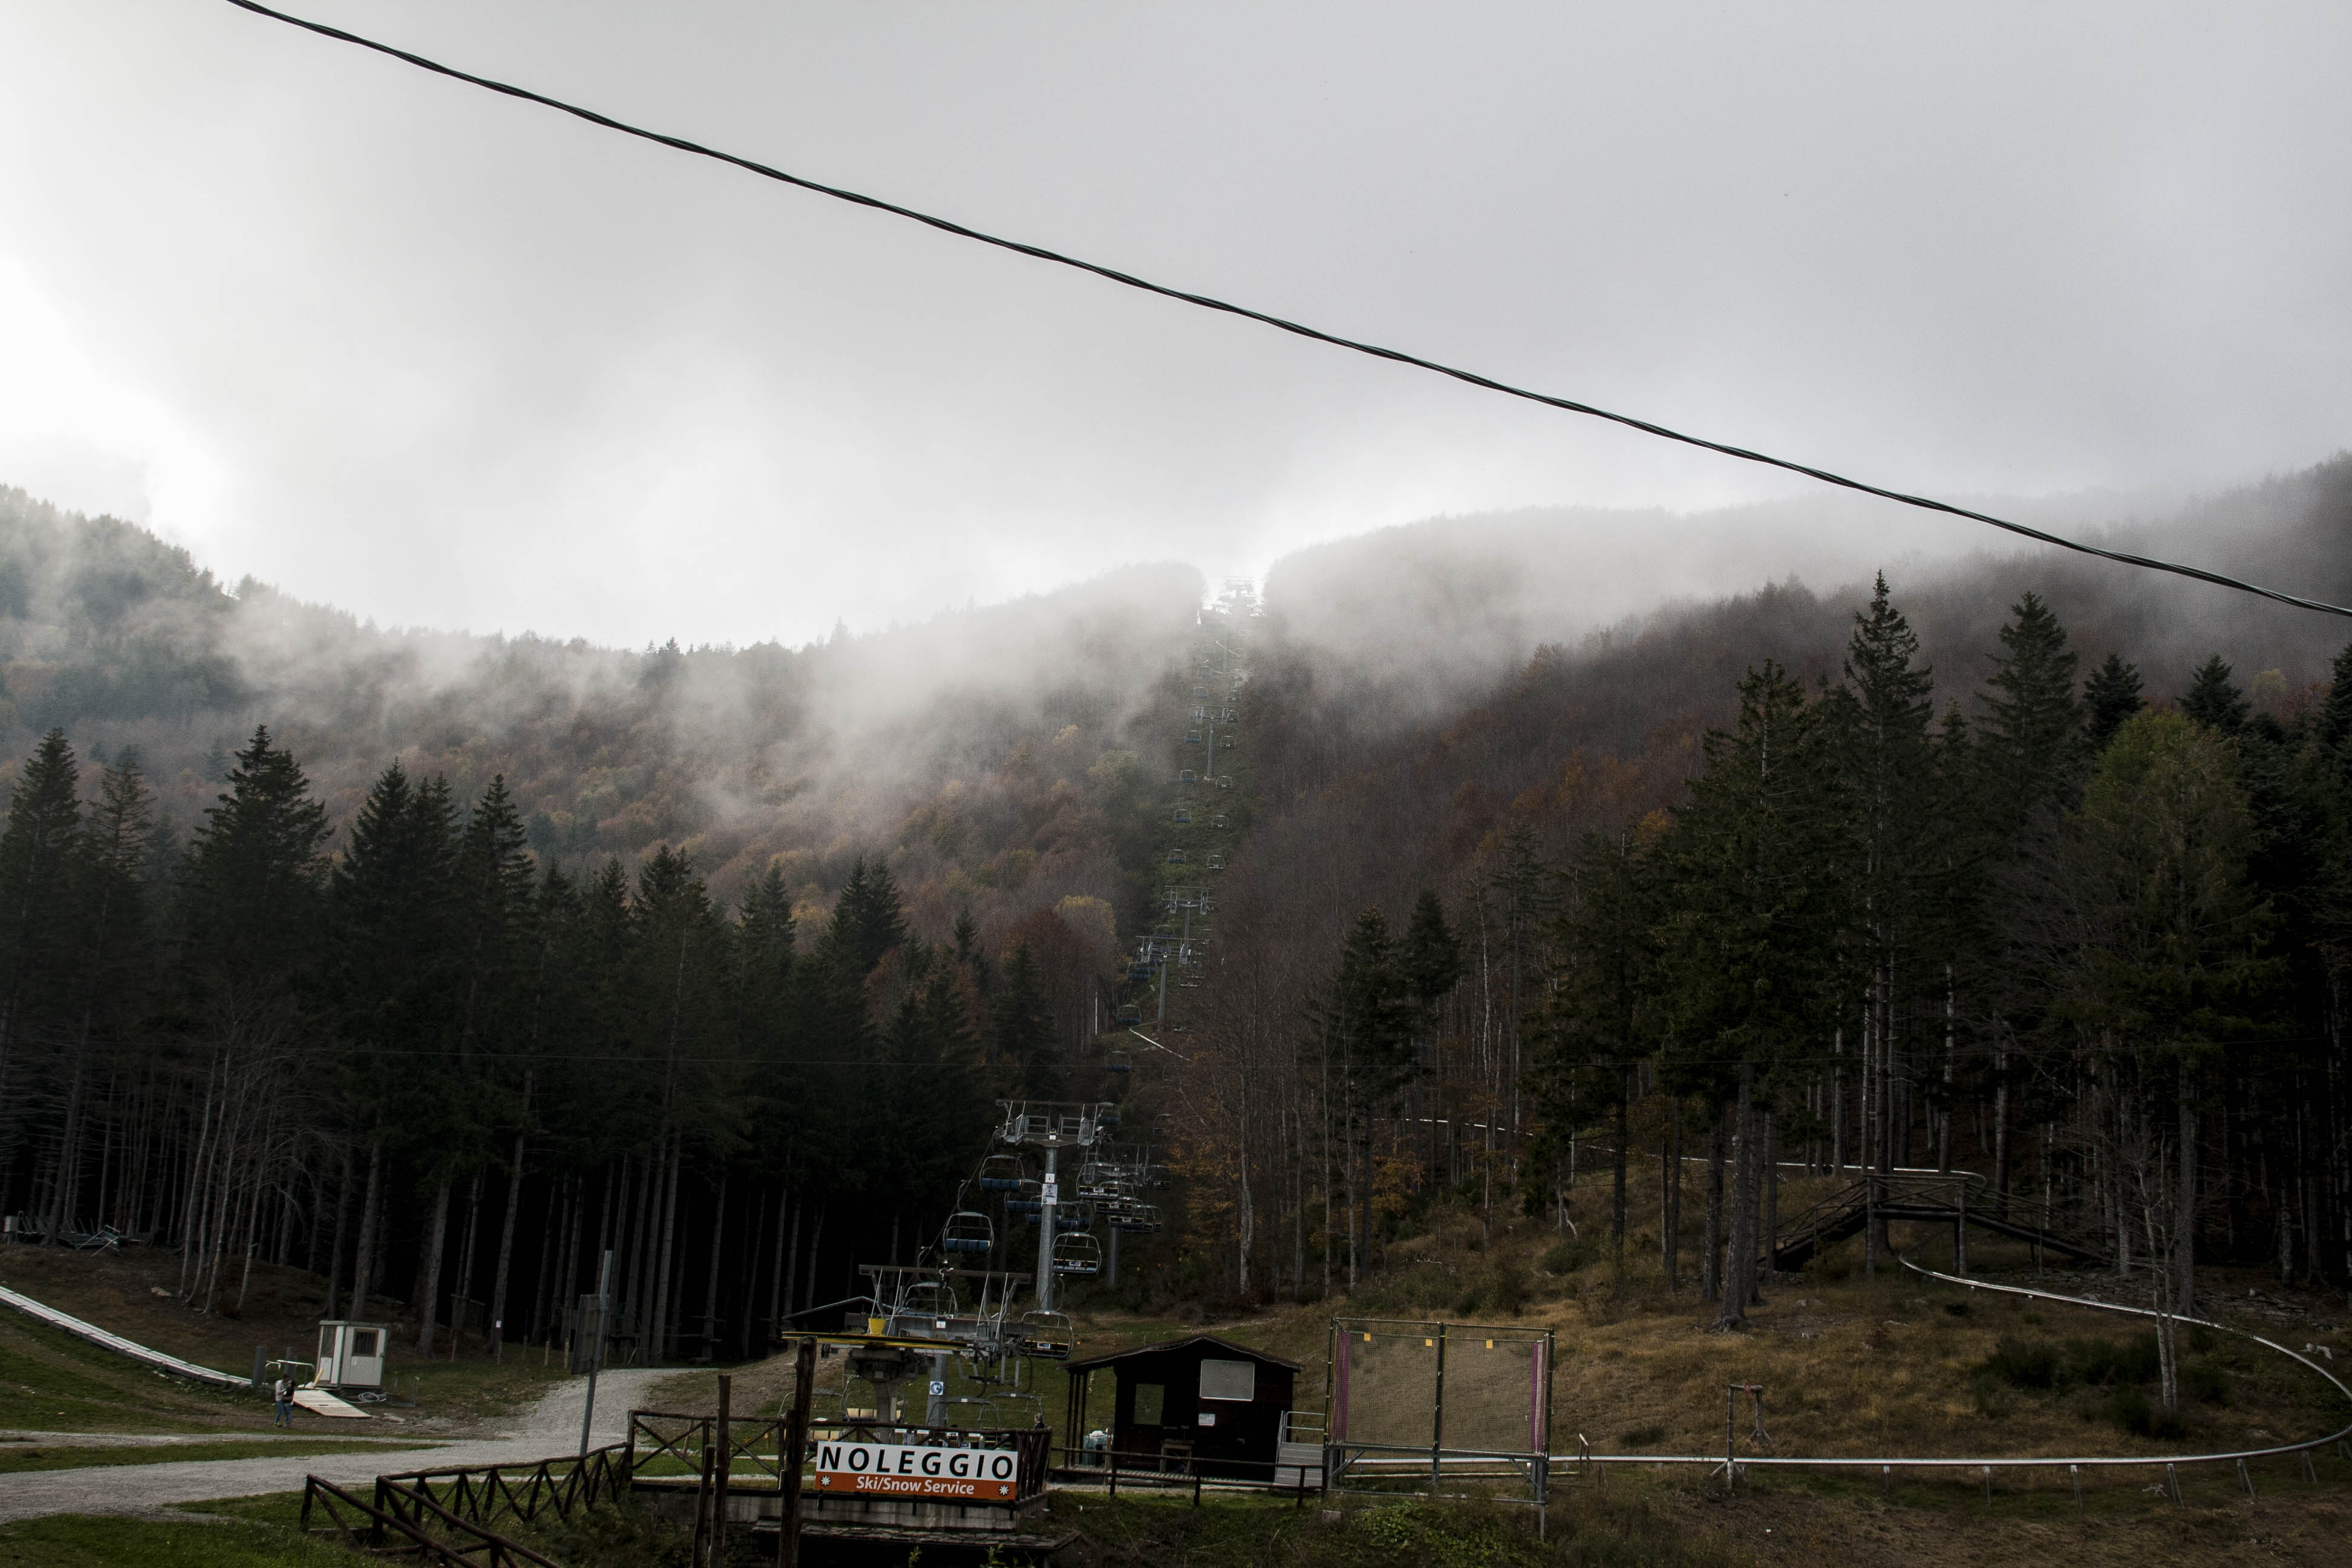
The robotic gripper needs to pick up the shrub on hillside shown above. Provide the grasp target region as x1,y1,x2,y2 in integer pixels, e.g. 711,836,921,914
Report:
1978,1331,2164,1394
1540,1238,1593,1275
1980,1337,2060,1390
2106,1382,2187,1440
2181,1359,2232,1405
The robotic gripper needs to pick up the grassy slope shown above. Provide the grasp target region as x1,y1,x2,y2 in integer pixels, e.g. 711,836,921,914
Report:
22,1161,2339,1565
645,1160,2352,1567
0,1244,572,1434
0,1494,347,1568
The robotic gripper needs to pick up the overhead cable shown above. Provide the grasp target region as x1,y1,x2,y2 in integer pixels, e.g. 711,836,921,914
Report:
221,0,2352,619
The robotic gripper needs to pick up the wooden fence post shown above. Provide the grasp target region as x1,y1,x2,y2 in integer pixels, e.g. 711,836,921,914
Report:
713,1374,732,1566
777,1336,815,1568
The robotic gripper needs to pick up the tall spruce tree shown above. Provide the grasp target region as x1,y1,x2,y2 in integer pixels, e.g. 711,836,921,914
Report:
1668,660,1839,1324
2181,655,2250,735
1979,592,2082,815
2083,653,2146,754
991,942,1056,1096
0,731,82,1133
829,857,909,978
1535,829,1662,1281
181,726,333,990
1832,573,1936,1193
45,750,159,1244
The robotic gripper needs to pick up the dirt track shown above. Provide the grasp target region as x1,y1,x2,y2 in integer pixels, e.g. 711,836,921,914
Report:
0,1367,668,1522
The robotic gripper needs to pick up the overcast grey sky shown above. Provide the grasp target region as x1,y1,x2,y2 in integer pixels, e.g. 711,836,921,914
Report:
2,2,2347,648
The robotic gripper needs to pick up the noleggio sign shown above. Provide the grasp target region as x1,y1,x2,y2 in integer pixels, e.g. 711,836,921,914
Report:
812,1442,1021,1501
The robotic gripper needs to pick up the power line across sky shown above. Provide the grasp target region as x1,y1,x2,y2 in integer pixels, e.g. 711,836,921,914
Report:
217,0,2351,621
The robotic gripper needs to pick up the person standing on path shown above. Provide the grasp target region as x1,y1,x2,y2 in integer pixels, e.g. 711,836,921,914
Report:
272,1374,294,1428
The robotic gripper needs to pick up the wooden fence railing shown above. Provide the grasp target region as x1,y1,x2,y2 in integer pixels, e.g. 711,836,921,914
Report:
300,1473,560,1568
373,1442,632,1531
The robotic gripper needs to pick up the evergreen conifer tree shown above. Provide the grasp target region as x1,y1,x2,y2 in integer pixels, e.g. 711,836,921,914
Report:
181,725,333,987
991,942,1056,1096
2319,642,2352,755
1401,890,1462,1015
1534,829,1661,1276
1672,659,1841,1322
828,857,909,977
2181,655,2250,734
452,776,536,1058
0,730,82,1101
1979,592,2082,813
2083,653,2146,754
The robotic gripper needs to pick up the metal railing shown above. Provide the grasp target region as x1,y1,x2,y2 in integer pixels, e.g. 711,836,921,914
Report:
1546,1255,2352,1503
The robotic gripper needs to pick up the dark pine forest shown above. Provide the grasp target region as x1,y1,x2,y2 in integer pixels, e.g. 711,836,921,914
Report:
2,457,2351,1363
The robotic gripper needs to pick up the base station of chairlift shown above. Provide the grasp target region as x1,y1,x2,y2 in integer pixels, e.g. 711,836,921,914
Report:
667,1266,1073,1551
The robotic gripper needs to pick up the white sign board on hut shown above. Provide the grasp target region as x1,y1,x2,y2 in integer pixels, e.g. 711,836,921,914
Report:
811,1441,1020,1501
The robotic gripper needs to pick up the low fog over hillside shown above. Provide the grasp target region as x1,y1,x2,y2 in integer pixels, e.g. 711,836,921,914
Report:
6,456,2349,942
1260,465,2350,737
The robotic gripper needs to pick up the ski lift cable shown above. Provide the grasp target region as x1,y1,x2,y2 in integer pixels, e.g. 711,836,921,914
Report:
219,0,2352,621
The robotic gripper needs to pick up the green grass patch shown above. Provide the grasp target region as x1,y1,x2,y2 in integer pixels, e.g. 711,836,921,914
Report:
0,1437,439,1475
0,1493,348,1567
0,1312,257,1433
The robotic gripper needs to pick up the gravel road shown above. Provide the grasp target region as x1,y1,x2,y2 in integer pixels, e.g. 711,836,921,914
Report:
0,1367,669,1523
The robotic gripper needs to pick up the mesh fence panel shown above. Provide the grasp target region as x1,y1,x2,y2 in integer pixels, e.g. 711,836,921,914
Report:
1331,1320,1551,1458
1444,1331,1544,1454
1336,1329,1439,1450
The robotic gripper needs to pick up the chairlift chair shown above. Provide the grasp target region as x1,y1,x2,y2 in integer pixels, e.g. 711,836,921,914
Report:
994,1392,1044,1429
1053,1232,1104,1277
1178,769,1197,783
978,1154,1030,1192
1020,1310,1074,1358
1207,855,1225,872
1167,849,1186,863
1172,806,1191,823
1105,1048,1132,1075
1184,732,1201,745
943,1212,995,1256
904,1279,962,1318
1116,1004,1142,1025
1217,776,1233,789
938,1395,1001,1428
1212,814,1227,828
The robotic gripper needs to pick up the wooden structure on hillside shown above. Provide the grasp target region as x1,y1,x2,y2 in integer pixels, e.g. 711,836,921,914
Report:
1062,1334,1301,1480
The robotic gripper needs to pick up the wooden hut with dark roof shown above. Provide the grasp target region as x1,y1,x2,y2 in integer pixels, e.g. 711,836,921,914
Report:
1062,1333,1305,1480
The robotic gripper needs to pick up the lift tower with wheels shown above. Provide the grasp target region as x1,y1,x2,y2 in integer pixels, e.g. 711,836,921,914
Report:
993,1102,1115,1312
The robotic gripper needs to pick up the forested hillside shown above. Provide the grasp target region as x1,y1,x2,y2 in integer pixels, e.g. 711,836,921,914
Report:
2,456,2349,1374
1172,454,2352,1351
